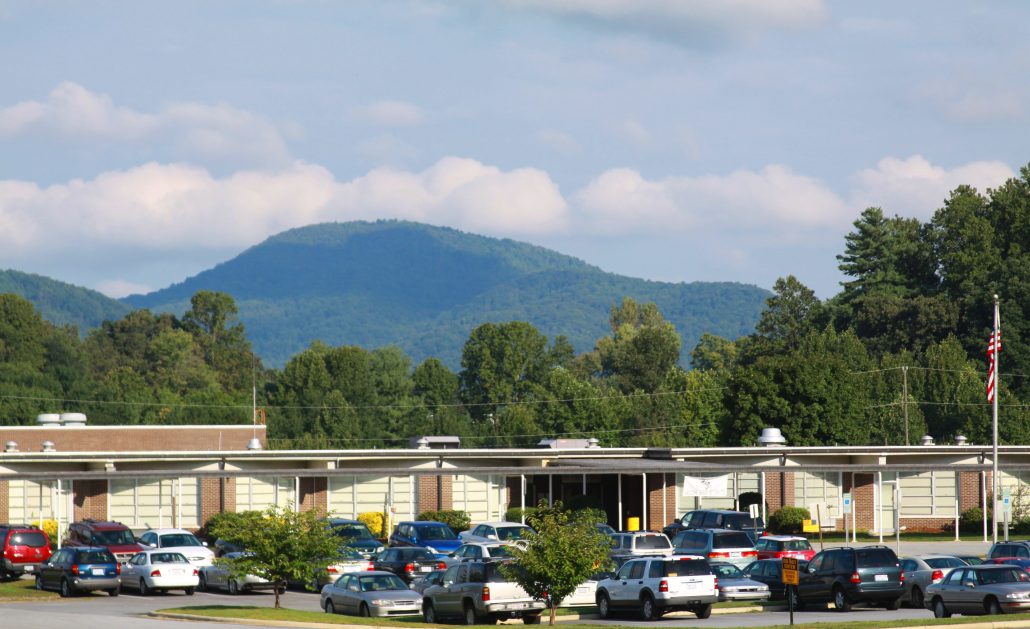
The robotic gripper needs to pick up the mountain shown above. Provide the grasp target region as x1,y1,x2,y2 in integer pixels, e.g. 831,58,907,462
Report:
124,221,771,368
0,269,132,332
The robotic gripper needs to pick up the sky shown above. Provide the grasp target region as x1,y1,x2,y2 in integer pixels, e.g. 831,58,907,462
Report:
0,1,1027,300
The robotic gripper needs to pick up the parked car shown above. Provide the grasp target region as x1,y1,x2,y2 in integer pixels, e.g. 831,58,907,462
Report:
562,574,603,608
421,560,545,625
36,546,121,597
199,551,280,594
321,571,422,617
595,555,718,620
755,535,815,561
925,564,1030,617
672,529,758,569
0,524,52,578
664,509,765,542
991,556,1030,572
609,531,673,565
64,520,143,563
389,521,461,558
121,550,199,595
448,542,514,563
743,558,798,600
136,528,214,567
458,522,534,544
900,555,968,608
374,547,446,583
796,545,904,612
409,569,446,595
319,548,375,587
596,523,617,537
328,519,384,559
957,555,985,566
710,562,771,602
987,541,1030,561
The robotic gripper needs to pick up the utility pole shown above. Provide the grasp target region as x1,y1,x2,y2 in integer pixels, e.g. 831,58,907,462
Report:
902,366,909,445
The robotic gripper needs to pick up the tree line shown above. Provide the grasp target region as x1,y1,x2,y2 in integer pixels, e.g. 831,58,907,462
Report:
2,167,1029,448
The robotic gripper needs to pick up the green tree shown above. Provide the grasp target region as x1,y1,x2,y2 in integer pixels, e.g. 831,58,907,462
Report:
502,501,613,625
751,276,823,356
837,207,937,300
208,504,340,609
690,333,738,372
593,298,681,393
459,321,552,418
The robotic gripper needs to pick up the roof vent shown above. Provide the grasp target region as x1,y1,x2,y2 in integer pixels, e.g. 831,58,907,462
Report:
587,437,600,449
41,441,56,453
4,441,18,453
758,427,786,447
920,435,935,446
246,437,263,451
415,437,430,450
60,412,87,426
955,435,968,446
36,414,60,428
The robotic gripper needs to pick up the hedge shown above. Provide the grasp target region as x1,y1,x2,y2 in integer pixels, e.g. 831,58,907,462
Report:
417,510,471,532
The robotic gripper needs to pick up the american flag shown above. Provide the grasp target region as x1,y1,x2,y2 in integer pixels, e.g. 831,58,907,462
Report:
986,324,1001,403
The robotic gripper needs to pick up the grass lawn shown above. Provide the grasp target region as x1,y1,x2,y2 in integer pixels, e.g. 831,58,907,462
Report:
725,613,1030,629
0,577,59,600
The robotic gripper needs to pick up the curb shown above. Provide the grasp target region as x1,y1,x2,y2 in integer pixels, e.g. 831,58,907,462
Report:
148,611,387,628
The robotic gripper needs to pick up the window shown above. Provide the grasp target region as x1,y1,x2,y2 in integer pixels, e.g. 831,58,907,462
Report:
712,564,743,579
901,559,916,572
945,569,964,584
808,554,824,572
675,532,705,550
455,565,469,583
442,566,459,586
702,512,721,528
468,563,486,582
926,557,966,569
159,533,202,548
712,532,753,549
616,562,635,580
820,552,837,572
755,539,768,551
9,532,46,547
634,535,671,550
663,559,710,577
856,548,898,568
648,561,663,578
628,561,646,579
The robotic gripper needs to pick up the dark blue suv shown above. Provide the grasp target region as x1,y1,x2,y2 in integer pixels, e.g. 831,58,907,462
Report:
388,521,460,558
37,546,121,597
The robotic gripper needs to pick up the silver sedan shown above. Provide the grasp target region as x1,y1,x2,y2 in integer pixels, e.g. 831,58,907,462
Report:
900,554,967,609
198,552,280,595
320,571,422,617
710,562,771,602
925,564,1030,618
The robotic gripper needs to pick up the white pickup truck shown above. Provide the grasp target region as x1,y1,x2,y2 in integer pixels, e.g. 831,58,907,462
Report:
596,555,719,620
421,560,545,625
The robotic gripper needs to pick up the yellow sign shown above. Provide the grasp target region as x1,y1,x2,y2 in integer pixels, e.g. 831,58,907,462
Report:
802,519,819,533
782,556,799,585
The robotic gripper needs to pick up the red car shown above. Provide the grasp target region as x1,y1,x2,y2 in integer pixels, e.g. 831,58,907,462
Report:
0,524,52,577
64,520,144,563
755,535,815,561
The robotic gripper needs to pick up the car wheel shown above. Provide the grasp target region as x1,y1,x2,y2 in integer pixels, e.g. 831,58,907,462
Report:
640,594,656,621
139,578,151,596
833,586,851,612
197,573,207,592
597,592,612,619
694,603,712,619
423,602,437,623
185,587,195,596
886,596,901,610
788,587,805,610
227,579,239,595
325,599,336,614
933,597,951,618
59,578,72,598
107,587,120,597
911,587,924,610
986,596,1002,615
464,602,478,625
523,613,542,625
360,603,371,617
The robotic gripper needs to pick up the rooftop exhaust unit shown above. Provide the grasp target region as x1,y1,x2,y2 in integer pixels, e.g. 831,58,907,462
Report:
758,427,786,447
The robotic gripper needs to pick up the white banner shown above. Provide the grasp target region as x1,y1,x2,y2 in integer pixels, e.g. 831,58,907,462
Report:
681,474,729,497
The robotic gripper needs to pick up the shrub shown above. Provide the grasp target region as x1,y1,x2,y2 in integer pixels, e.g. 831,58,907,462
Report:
768,506,811,534
418,510,470,532
359,511,385,538
738,492,765,515
960,507,986,534
198,510,263,544
40,519,58,548
506,506,537,523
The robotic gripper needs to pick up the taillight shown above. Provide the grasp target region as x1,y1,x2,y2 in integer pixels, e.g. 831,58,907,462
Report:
482,586,490,602
742,551,757,557
708,552,729,558
366,562,375,571
327,566,339,574
71,564,79,576
438,562,447,570
115,564,121,575
151,569,161,577
192,568,199,577
899,571,905,582
658,579,668,593
404,562,415,572
713,577,718,589
850,572,861,584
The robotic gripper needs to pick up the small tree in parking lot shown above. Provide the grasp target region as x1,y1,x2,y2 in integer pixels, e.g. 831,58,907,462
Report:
502,501,613,626
208,504,340,609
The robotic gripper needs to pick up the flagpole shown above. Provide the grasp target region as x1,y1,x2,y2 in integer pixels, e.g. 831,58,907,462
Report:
992,294,1000,545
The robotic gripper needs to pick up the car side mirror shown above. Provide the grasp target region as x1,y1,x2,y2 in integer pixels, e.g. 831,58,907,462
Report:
807,566,816,573
963,581,976,588
486,534,497,540
202,541,208,547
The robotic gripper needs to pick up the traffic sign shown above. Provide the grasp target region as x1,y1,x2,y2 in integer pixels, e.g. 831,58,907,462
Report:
749,503,760,518
842,493,852,515
782,556,799,585
1004,488,1012,513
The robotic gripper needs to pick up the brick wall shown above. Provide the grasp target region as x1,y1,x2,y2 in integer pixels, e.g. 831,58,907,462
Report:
299,477,328,515
0,480,7,523
198,476,236,527
647,473,676,531
960,471,986,512
0,425,264,452
72,479,107,521
417,474,453,514
764,472,795,512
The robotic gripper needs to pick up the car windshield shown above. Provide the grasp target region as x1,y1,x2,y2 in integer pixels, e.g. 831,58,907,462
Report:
713,533,754,549
980,568,1030,584
856,548,898,567
151,552,188,563
359,574,408,591
784,539,812,551
92,530,135,545
926,557,966,569
78,551,115,564
419,525,457,541
10,532,47,547
487,545,512,558
333,523,375,540
398,548,435,560
712,564,744,579
160,533,202,547
635,535,671,549
597,524,616,536
496,526,530,540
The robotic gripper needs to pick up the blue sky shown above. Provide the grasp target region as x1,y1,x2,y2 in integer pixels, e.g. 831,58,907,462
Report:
0,1,1026,299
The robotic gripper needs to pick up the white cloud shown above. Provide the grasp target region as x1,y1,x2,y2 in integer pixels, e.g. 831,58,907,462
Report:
0,82,292,166
502,0,828,43
850,155,1015,218
535,129,581,153
351,99,426,127
95,279,153,298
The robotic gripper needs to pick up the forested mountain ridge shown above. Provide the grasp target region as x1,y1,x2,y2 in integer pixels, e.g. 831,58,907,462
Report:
123,221,769,367
0,269,131,332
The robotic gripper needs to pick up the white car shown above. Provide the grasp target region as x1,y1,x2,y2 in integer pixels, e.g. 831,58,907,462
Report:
137,528,215,567
596,556,718,620
458,522,534,544
122,550,199,595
